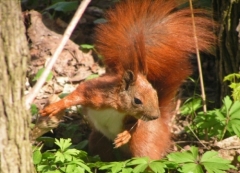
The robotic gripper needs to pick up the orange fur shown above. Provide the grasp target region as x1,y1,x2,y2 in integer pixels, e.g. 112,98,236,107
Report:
40,0,216,161
96,0,215,112
94,0,215,160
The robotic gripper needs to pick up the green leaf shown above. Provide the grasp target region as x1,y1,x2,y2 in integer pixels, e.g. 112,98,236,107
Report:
58,93,69,98
224,73,240,101
37,164,49,172
71,161,92,173
32,68,53,82
148,161,166,173
231,122,240,137
229,100,240,119
223,73,240,82
66,164,76,173
85,74,99,80
126,157,149,166
201,151,228,163
214,110,226,122
229,83,237,90
64,148,80,156
55,151,65,162
203,163,228,173
200,151,233,173
224,98,240,136
223,96,232,111
180,97,202,115
45,1,78,13
132,163,148,173
189,146,199,159
33,150,42,165
72,166,85,173
99,163,115,170
124,158,150,173
111,162,124,173
194,109,226,139
181,163,203,173
163,160,179,169
30,104,38,115
55,138,72,151
64,153,73,162
41,151,55,161
80,44,95,50
232,84,240,101
121,168,134,173
167,151,196,163
46,169,62,173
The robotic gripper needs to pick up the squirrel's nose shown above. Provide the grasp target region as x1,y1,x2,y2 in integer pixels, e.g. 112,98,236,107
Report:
141,109,160,121
151,109,161,120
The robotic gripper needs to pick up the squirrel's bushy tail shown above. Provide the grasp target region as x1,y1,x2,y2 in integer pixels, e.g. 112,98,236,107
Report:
95,0,216,107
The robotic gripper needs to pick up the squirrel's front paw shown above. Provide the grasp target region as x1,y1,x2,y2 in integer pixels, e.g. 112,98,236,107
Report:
114,130,131,148
39,103,62,117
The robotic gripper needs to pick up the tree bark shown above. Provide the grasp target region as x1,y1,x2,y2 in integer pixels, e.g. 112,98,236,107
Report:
0,1,34,173
213,0,240,100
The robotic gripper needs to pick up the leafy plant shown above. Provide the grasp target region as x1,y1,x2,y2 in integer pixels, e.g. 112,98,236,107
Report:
98,157,168,173
33,139,235,173
97,157,171,173
193,96,240,140
167,146,235,173
34,138,91,173
224,73,240,101
180,74,240,140
91,148,234,173
180,96,202,116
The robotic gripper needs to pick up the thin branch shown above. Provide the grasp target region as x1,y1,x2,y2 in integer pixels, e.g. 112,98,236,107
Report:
187,124,208,148
189,0,208,140
25,0,92,109
189,0,207,113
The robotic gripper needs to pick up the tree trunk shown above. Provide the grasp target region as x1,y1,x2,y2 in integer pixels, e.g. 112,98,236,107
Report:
213,0,240,100
0,0,34,173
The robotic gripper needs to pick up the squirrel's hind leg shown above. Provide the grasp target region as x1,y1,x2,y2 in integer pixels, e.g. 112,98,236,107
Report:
89,130,131,161
88,130,116,161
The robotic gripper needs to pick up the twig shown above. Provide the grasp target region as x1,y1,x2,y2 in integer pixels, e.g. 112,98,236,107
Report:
25,0,91,109
189,0,207,113
187,124,208,148
189,0,208,140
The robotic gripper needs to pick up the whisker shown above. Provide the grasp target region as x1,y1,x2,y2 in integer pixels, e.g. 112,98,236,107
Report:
129,120,138,131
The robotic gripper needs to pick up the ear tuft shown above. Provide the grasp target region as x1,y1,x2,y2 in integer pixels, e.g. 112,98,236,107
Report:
122,70,135,90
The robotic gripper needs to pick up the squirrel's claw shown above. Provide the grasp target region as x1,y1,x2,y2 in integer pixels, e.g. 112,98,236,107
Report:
114,130,131,148
39,103,63,117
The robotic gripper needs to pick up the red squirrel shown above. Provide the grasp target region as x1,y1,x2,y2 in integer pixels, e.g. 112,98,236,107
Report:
40,0,216,161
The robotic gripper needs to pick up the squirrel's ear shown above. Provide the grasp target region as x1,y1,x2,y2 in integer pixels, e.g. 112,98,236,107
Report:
122,70,135,90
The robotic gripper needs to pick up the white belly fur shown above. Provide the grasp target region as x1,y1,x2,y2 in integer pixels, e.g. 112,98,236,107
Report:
85,108,126,140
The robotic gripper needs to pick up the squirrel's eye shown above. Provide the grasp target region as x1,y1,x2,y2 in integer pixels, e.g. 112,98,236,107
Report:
134,97,142,105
